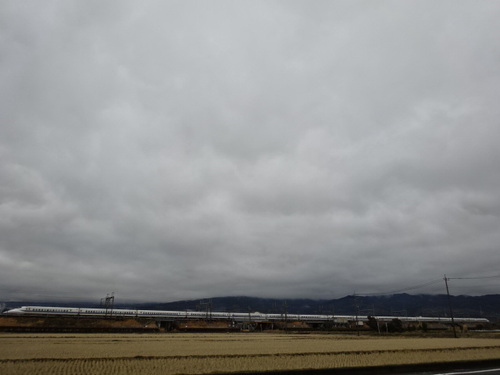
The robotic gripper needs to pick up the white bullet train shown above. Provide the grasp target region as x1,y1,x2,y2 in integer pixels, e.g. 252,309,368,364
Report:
3,306,490,324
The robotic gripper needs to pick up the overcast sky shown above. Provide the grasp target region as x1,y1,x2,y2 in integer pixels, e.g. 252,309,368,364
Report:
1,1,500,303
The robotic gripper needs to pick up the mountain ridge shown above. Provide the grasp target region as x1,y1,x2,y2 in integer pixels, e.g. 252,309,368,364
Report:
133,294,500,321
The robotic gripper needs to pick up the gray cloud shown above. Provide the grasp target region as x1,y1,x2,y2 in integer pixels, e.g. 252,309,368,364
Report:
1,1,500,302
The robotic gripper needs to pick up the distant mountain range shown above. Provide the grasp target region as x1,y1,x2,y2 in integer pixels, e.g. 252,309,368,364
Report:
4,294,500,321
134,294,500,321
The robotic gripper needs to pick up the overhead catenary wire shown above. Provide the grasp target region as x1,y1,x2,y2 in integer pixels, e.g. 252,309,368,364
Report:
356,278,443,296
3,274,498,302
356,272,500,297
447,274,500,280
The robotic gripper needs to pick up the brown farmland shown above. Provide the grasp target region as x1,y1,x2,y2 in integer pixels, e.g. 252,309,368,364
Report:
1,332,500,374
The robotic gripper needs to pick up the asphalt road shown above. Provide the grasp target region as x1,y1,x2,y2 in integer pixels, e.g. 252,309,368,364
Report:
405,368,500,375
217,361,500,375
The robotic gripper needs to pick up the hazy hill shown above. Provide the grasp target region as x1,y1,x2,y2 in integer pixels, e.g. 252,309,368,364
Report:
133,294,500,321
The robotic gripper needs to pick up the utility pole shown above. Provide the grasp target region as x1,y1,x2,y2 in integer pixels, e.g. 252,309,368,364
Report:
353,293,360,336
198,300,212,320
284,301,288,332
444,275,457,338
102,292,115,318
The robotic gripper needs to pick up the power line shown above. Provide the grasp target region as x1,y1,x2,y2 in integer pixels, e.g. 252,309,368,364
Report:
447,274,500,280
357,272,500,297
357,279,443,296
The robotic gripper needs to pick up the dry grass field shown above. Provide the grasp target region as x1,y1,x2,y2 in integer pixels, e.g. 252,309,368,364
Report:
1,332,499,374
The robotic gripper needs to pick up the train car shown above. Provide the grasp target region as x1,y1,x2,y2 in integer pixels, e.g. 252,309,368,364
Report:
3,306,489,324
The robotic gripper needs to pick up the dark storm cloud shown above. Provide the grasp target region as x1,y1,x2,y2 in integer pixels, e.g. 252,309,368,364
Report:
1,1,500,302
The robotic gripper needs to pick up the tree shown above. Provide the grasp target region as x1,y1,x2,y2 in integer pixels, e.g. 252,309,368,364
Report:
388,318,403,333
367,316,378,331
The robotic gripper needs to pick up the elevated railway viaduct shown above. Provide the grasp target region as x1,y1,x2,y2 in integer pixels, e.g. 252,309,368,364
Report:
3,306,489,332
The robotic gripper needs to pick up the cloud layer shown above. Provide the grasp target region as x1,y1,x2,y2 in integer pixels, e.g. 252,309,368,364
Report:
1,1,500,302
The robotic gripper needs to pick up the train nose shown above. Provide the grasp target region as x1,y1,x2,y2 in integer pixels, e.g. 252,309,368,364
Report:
3,308,23,315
